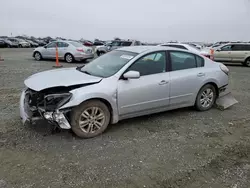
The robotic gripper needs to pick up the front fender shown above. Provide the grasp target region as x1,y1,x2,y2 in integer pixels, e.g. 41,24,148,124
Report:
60,90,119,124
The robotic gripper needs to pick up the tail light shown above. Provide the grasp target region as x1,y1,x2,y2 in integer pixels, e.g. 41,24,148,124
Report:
220,64,229,75
77,48,84,52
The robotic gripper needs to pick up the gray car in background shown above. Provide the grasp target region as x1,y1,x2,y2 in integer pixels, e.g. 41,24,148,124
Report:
95,40,141,56
33,40,94,63
21,46,229,138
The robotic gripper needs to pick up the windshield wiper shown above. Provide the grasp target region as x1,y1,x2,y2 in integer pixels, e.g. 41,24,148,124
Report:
81,70,92,75
76,65,85,71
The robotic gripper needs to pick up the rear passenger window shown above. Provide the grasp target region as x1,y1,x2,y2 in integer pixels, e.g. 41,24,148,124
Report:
196,56,204,67
231,45,245,51
246,45,250,51
170,51,196,71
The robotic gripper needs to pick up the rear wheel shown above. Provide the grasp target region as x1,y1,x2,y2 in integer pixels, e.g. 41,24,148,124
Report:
18,44,22,48
71,100,110,138
34,52,42,61
195,84,216,111
65,53,74,63
243,57,250,67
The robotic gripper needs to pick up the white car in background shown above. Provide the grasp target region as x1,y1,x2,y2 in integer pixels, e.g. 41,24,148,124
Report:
33,41,94,63
158,43,211,59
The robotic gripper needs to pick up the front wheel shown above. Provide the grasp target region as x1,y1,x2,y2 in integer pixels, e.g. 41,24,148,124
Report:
18,44,22,48
195,84,216,111
34,52,42,61
71,100,110,138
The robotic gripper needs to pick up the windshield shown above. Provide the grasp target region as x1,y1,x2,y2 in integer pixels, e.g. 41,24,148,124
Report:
80,50,138,78
69,41,83,47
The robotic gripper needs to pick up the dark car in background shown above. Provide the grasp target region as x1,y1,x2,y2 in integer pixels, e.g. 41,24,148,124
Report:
30,39,46,46
0,38,19,48
0,39,8,48
25,39,39,48
82,40,93,47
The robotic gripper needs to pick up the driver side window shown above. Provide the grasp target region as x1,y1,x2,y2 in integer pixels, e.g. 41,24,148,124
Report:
221,45,232,51
127,52,166,76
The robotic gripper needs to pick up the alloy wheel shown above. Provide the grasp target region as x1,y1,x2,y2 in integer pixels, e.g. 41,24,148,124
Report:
66,54,73,63
200,88,214,108
78,107,105,133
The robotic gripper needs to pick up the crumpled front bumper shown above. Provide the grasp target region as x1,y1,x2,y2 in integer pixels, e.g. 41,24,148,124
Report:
19,89,71,129
20,89,29,124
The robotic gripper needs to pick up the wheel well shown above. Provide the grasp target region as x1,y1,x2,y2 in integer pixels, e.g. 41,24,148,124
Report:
203,82,219,97
244,56,250,62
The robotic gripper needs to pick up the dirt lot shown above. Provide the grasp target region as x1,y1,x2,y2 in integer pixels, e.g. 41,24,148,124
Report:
0,48,250,188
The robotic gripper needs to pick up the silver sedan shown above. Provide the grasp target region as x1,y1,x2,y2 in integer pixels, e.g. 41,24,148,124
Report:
21,46,229,138
33,40,94,63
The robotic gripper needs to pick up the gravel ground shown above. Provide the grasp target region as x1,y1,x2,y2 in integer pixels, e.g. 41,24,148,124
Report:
0,48,250,188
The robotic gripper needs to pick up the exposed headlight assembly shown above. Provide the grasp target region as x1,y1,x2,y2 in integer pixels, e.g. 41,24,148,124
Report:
44,93,72,110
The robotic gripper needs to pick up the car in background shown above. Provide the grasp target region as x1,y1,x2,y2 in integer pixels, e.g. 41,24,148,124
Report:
30,39,46,46
95,40,141,56
93,41,104,46
184,42,204,50
20,46,229,138
158,43,211,59
0,38,18,48
0,39,8,48
212,43,250,67
33,40,94,63
25,39,39,48
8,38,30,48
82,40,93,47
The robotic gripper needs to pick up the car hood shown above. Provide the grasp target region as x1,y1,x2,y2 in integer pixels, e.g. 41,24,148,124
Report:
24,67,102,91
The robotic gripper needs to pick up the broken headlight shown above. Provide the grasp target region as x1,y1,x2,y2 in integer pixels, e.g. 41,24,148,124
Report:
44,93,72,111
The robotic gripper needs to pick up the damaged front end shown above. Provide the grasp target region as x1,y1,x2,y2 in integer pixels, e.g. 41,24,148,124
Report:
20,87,74,129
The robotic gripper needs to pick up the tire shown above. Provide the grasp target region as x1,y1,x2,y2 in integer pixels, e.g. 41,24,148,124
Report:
7,44,11,48
71,100,111,138
65,53,74,63
18,44,22,48
195,84,216,111
97,51,105,56
243,57,250,67
34,52,42,61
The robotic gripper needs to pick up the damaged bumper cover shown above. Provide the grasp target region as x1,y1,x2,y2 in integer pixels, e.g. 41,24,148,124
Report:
20,89,71,129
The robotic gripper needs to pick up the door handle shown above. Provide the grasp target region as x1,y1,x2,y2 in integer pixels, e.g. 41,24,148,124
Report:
197,72,205,77
159,80,169,85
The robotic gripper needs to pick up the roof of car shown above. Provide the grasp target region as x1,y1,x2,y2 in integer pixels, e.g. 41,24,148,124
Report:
116,46,178,54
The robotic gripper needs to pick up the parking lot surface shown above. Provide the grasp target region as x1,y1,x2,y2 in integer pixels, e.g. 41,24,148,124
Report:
0,48,250,188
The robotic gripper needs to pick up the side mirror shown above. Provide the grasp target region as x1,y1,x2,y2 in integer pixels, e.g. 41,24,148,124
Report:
216,48,221,52
123,71,140,79
44,45,47,48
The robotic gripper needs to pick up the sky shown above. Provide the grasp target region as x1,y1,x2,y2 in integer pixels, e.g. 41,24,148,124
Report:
1,0,250,42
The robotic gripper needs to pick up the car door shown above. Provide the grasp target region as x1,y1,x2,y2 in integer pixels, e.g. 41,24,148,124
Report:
230,44,247,62
45,42,57,58
117,51,170,116
213,44,232,62
168,51,206,106
57,42,69,59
